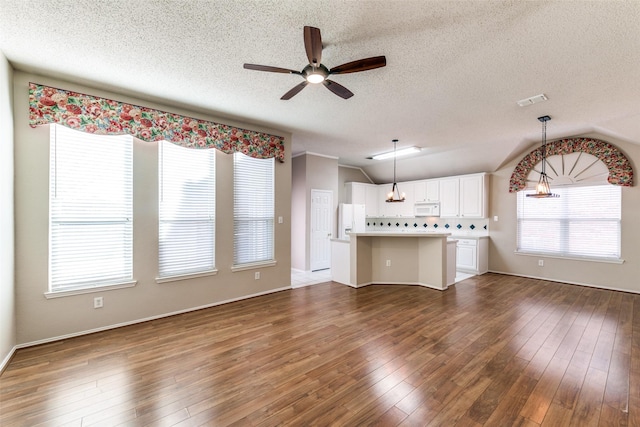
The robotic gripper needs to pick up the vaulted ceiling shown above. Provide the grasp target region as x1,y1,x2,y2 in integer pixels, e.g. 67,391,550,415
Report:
1,0,639,183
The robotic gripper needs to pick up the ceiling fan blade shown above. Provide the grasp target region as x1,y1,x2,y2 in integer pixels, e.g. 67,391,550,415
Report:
329,56,387,75
244,64,301,75
281,81,309,100
304,26,322,66
323,80,354,99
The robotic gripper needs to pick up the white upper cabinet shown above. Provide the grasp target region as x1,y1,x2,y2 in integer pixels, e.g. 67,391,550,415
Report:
345,182,366,205
413,179,440,202
439,178,460,217
426,180,440,202
459,174,487,218
345,182,380,217
364,184,379,217
438,173,488,218
348,172,488,219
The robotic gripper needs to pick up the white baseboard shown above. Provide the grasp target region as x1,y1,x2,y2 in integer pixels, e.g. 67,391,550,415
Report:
487,270,640,295
16,285,291,350
0,345,17,374
341,281,447,291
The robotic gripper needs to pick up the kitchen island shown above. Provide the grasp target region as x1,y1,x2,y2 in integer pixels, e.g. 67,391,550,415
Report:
332,231,453,290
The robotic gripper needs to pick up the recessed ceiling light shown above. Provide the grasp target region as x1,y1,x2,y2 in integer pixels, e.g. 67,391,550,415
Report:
372,146,421,160
516,94,548,107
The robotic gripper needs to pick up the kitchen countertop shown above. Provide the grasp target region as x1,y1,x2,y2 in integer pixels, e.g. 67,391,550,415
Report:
450,234,490,239
349,231,451,237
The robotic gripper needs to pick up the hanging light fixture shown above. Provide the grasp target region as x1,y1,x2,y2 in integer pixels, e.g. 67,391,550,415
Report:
527,115,559,198
386,139,405,203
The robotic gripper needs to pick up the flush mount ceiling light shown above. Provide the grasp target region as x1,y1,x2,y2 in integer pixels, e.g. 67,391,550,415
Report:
527,115,559,198
372,146,421,160
517,93,548,107
386,139,405,203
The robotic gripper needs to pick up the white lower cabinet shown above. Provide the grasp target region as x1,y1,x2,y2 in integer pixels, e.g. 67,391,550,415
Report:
455,238,488,274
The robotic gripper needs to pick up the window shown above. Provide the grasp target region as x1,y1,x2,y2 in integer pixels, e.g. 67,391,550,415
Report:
517,184,621,261
49,124,133,293
233,153,275,267
158,141,216,279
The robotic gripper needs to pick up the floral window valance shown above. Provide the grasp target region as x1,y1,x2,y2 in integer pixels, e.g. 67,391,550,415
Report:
509,137,633,192
28,82,285,162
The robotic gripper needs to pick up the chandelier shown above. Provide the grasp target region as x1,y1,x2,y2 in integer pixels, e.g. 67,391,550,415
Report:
386,139,405,203
527,115,559,198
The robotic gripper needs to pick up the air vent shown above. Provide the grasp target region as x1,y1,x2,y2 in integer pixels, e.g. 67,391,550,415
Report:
517,94,548,107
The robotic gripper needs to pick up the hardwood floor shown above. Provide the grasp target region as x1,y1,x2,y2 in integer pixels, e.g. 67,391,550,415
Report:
1,273,639,426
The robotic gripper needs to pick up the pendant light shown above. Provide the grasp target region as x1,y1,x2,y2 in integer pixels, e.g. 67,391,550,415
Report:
386,139,405,203
527,115,559,198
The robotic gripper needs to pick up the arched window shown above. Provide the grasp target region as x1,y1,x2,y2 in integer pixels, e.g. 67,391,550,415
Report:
511,138,632,263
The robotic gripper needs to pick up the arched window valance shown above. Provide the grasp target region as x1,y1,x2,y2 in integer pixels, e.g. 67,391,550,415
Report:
509,137,633,192
28,82,285,162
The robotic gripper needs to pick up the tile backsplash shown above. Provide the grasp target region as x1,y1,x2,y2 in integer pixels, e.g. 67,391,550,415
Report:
366,217,489,234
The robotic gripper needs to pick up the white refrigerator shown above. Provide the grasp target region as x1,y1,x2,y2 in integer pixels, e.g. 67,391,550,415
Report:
338,203,366,240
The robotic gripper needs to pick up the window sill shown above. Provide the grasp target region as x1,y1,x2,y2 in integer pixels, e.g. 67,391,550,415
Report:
44,280,137,299
155,269,218,284
515,251,624,265
231,260,277,272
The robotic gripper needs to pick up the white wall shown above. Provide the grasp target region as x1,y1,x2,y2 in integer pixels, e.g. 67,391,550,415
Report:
0,52,16,369
489,133,640,293
13,71,292,345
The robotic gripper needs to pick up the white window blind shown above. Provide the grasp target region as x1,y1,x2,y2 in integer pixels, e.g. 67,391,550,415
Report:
49,124,133,292
517,184,621,261
233,153,274,266
159,141,215,277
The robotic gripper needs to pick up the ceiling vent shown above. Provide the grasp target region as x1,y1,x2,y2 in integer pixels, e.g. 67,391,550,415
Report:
517,94,548,107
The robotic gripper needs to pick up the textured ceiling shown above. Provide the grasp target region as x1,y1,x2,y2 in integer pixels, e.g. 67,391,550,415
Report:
1,0,639,183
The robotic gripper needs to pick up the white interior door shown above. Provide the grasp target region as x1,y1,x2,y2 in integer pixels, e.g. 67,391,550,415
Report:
310,189,333,271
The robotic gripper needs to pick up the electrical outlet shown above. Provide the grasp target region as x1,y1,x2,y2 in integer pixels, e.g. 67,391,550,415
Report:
255,272,260,280
386,259,391,267
93,296,103,309
538,259,544,267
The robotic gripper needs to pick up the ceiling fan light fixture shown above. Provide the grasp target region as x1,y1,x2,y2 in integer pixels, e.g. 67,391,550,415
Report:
302,63,328,84
306,73,325,84
243,26,386,99
527,115,559,198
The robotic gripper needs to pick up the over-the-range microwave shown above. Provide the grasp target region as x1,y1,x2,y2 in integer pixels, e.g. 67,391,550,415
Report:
414,202,440,217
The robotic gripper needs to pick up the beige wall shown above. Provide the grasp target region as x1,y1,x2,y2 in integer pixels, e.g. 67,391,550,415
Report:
290,153,339,271
291,155,306,270
338,165,372,203
13,71,292,345
0,52,16,368
488,133,640,293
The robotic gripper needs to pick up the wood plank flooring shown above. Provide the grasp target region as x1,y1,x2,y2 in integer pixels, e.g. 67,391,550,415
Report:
1,273,639,426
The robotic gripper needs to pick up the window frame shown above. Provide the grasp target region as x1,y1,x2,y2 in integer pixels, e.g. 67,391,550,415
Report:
232,153,276,270
46,124,136,298
515,183,623,264
157,141,217,283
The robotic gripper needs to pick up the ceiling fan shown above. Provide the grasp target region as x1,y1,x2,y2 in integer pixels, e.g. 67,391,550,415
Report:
243,26,386,100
